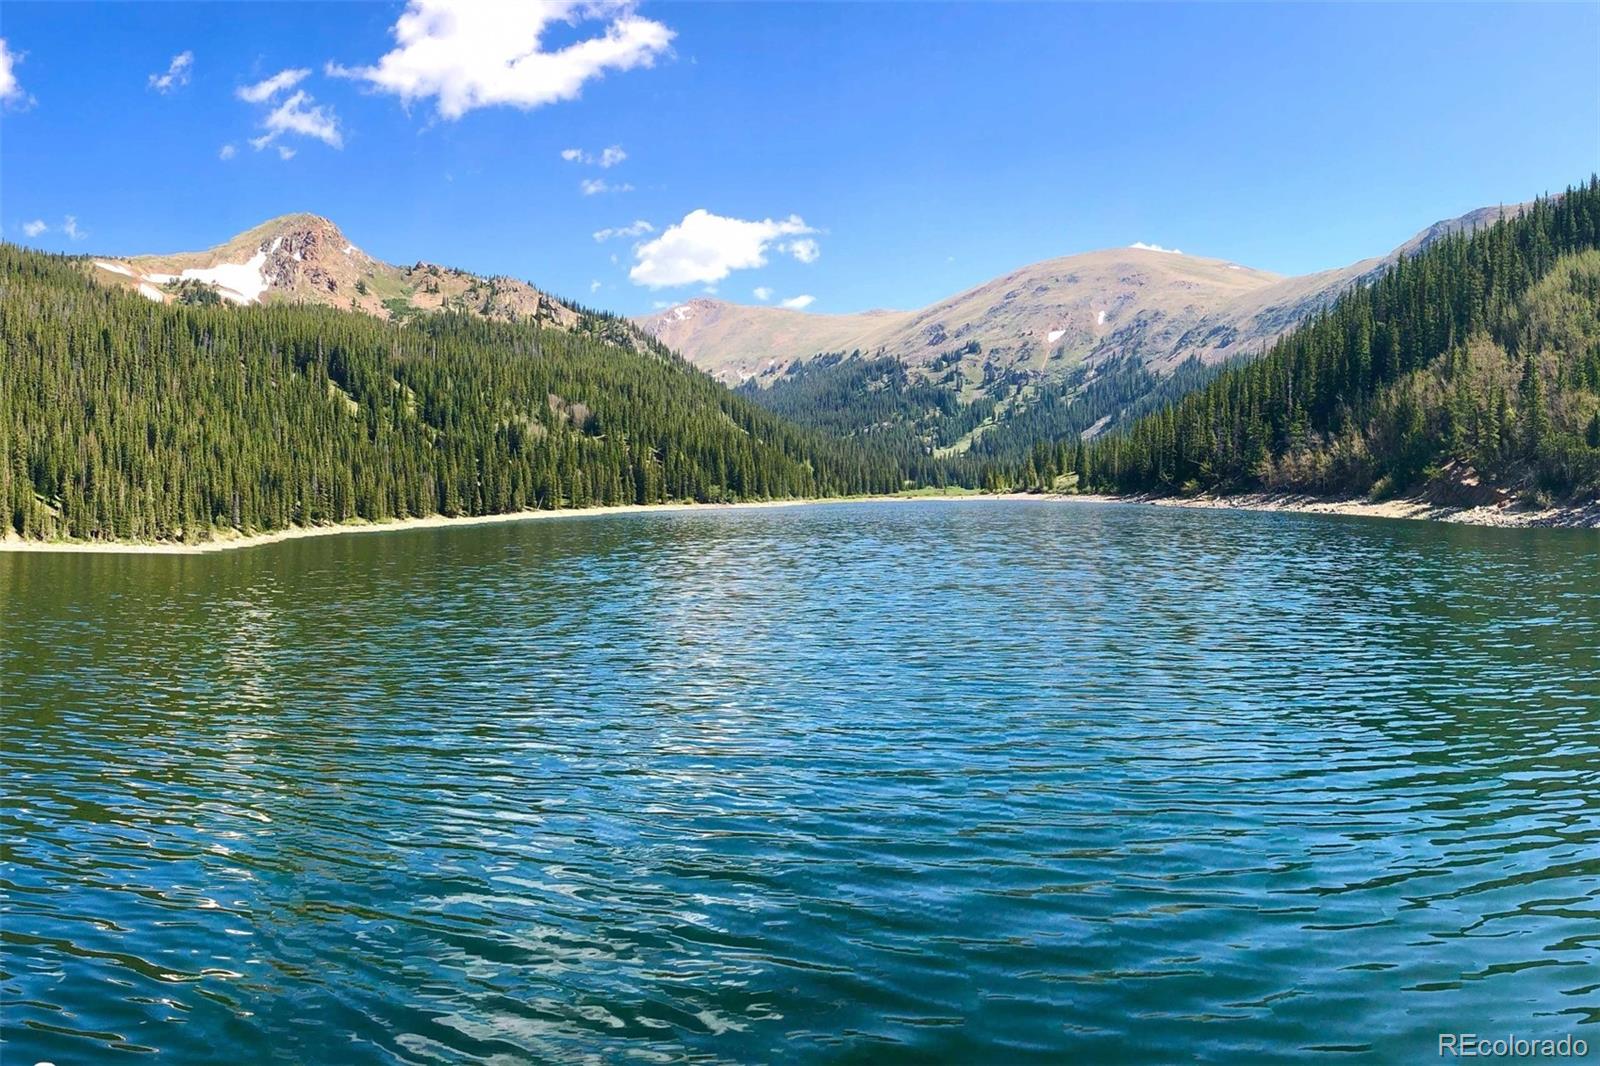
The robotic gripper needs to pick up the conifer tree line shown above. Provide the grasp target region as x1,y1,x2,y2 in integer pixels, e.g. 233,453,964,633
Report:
5,178,1595,545
737,353,998,454
740,348,1231,491
1033,178,1600,501
0,246,949,542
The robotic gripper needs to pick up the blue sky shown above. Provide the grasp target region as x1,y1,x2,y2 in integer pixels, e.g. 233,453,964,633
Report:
2,2,1597,316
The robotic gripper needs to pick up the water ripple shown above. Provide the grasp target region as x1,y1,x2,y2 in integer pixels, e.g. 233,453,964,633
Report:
2,500,1598,1062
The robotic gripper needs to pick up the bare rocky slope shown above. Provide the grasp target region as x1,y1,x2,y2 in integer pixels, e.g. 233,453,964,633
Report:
86,213,584,330
635,203,1530,387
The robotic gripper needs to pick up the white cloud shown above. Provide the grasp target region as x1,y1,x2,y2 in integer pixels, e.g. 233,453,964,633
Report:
248,90,342,152
263,91,341,146
630,209,816,288
563,144,626,168
219,143,237,160
332,1,674,120
22,219,47,237
1,38,29,108
592,219,653,241
62,215,85,241
780,294,815,310
752,286,772,301
235,68,339,156
580,177,631,196
149,51,194,94
651,299,671,309
237,67,309,103
589,279,602,293
785,237,820,264
1130,241,1183,255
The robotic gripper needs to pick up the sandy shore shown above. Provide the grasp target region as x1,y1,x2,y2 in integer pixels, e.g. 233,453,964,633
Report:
4,489,1594,554
0,493,1011,555
1065,491,1600,529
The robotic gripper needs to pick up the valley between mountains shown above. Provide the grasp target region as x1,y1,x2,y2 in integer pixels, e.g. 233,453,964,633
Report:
2,180,1596,546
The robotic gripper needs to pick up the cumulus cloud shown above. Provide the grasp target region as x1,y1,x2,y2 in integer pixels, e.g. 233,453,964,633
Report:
752,286,772,301
62,215,85,241
563,144,626,167
219,143,237,160
779,294,815,310
237,67,309,103
260,92,341,146
580,177,631,196
630,209,817,289
1,38,30,108
784,238,820,264
22,219,47,237
331,1,674,120
1130,241,1183,255
149,51,194,93
238,71,342,154
592,219,653,242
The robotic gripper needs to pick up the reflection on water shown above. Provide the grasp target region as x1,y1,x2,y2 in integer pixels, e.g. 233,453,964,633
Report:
2,500,1598,1063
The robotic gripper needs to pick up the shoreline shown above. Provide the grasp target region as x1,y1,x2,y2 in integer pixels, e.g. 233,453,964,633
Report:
3,489,1595,555
0,492,1010,555
1065,491,1600,529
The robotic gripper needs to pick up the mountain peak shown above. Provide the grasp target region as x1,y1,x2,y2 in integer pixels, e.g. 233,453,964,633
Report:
632,200,1528,384
85,215,582,332
221,212,364,261
260,211,338,229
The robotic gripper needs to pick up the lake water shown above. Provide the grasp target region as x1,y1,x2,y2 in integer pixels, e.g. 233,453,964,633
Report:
3,499,1598,1063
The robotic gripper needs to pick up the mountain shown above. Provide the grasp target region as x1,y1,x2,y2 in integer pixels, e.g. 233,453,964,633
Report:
1,242,937,544
4,188,1585,547
85,213,583,329
635,203,1532,388
1070,181,1600,506
640,299,915,382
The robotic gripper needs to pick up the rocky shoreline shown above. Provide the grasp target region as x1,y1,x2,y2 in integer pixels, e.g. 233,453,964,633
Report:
1070,492,1600,529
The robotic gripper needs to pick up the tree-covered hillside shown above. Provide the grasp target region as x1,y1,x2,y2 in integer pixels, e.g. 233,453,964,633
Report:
736,350,996,452
1047,180,1600,504
6,179,1595,547
0,247,944,543
741,347,1231,475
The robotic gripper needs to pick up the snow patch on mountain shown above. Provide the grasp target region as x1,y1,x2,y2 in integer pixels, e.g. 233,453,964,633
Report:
149,251,271,304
